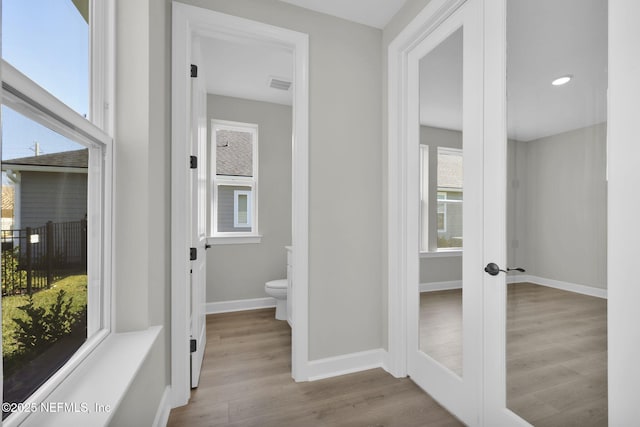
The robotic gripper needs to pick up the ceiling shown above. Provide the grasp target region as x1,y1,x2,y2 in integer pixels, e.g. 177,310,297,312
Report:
420,0,608,141
279,0,407,29
201,0,607,143
201,37,294,106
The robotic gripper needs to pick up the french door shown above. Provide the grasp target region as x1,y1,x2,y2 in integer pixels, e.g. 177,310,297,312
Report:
405,0,483,425
402,0,611,426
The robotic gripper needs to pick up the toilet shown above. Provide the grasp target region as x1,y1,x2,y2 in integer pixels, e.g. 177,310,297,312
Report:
265,279,288,321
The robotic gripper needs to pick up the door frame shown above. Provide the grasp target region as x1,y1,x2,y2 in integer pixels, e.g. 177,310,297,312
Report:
387,0,468,381
388,0,482,424
171,2,310,407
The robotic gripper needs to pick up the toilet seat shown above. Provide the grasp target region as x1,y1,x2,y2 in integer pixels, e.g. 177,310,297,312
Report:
265,279,287,290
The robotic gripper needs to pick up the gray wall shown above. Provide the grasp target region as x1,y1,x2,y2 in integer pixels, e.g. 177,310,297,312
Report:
179,1,384,361
207,94,292,302
20,172,87,228
508,123,608,289
108,0,171,422
419,126,463,284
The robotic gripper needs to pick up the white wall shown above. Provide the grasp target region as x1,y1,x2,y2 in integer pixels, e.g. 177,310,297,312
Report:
609,1,640,421
508,123,607,289
109,0,171,421
178,0,383,360
207,94,292,302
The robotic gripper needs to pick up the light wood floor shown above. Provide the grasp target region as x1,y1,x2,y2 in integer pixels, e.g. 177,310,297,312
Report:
167,309,463,427
420,283,607,426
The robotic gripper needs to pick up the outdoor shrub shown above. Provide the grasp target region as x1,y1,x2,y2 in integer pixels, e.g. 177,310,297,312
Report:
12,290,77,356
11,297,48,352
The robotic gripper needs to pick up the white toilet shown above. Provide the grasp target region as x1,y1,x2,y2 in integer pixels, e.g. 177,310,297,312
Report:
265,279,288,321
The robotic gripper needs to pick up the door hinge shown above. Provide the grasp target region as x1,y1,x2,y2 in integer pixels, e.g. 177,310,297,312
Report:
190,64,198,78
190,247,197,261
190,155,197,169
190,339,197,353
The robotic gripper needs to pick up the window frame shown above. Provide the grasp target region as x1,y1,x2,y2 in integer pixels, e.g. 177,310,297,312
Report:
0,1,115,424
210,119,260,242
420,145,464,254
233,190,252,228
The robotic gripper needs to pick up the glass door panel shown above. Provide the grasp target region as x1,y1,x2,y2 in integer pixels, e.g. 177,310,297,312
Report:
407,1,483,424
503,0,608,425
419,28,464,378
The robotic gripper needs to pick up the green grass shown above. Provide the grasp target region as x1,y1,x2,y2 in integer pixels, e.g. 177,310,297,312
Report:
2,275,87,358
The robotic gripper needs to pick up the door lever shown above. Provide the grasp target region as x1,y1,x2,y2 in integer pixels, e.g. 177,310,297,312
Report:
484,263,526,276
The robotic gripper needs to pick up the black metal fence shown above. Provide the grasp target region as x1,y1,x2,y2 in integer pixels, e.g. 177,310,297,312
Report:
1,220,87,296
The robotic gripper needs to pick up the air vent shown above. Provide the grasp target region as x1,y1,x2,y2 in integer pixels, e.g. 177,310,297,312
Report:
268,76,292,91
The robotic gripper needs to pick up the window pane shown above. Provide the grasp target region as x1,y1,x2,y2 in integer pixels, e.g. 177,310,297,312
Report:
216,185,252,232
1,105,88,414
1,0,89,116
236,192,249,226
216,129,253,177
437,148,463,248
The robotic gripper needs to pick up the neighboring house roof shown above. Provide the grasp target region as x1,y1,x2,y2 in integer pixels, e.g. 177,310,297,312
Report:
216,130,253,177
437,151,463,189
2,149,88,172
2,185,14,216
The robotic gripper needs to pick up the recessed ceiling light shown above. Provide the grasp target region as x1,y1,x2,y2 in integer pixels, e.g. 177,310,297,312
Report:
552,75,572,86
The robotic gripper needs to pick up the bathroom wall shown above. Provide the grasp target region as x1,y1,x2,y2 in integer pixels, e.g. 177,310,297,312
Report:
179,0,384,361
207,94,292,302
509,123,608,289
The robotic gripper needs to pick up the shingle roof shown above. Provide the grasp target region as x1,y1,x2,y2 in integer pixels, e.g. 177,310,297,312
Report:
438,151,463,189
2,185,14,213
2,149,88,169
216,130,253,177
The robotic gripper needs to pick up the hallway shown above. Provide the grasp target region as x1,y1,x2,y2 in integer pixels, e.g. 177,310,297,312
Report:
167,309,461,427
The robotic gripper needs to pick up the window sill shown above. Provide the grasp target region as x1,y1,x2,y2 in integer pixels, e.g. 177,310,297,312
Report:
420,249,462,258
207,235,262,245
15,326,162,427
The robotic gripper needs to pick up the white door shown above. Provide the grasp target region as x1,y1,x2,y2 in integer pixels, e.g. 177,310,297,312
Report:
189,38,208,388
407,0,483,425
484,0,609,425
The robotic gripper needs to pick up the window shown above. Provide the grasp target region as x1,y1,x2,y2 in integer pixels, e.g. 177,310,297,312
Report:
420,146,463,252
1,0,113,422
211,120,259,238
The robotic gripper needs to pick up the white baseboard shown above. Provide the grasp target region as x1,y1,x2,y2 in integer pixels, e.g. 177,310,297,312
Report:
152,386,171,427
420,280,462,292
508,274,607,299
206,297,276,314
306,349,388,382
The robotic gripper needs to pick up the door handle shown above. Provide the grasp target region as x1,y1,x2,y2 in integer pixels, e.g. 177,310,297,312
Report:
484,263,525,276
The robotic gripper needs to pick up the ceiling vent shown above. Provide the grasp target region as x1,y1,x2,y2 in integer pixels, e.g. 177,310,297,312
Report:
268,76,292,91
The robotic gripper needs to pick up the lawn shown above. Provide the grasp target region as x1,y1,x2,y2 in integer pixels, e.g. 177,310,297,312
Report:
2,275,88,358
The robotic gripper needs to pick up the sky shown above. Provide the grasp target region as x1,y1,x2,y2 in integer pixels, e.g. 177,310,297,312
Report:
1,0,89,161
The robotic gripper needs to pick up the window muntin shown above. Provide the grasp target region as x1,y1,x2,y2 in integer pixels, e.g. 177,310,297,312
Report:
2,0,89,116
1,0,113,421
211,121,258,237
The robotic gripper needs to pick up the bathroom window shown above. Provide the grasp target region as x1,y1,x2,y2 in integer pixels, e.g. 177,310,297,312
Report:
211,120,259,239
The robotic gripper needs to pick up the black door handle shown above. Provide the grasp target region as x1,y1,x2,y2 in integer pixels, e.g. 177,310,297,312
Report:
484,263,525,276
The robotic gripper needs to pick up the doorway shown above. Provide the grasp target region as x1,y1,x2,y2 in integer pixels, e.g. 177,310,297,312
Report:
170,2,310,408
388,0,613,425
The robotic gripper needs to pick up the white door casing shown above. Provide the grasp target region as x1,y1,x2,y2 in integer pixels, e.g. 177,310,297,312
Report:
171,2,310,407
